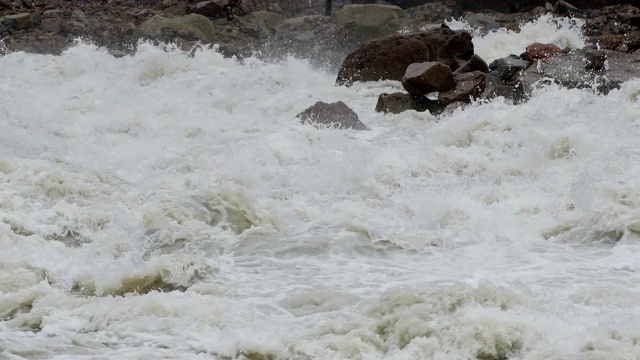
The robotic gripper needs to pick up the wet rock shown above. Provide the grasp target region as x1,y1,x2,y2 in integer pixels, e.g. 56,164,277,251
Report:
588,34,626,51
296,101,367,130
555,0,579,15
247,10,284,30
402,62,455,97
193,0,227,18
39,16,62,34
483,74,527,103
438,71,486,105
165,2,188,17
43,9,62,17
138,14,216,43
545,2,554,11
336,28,474,86
375,92,445,115
585,49,606,70
489,55,530,82
71,9,92,27
64,20,86,36
518,48,640,96
5,13,33,30
463,12,499,30
336,4,409,45
455,54,489,73
526,43,566,62
404,2,453,23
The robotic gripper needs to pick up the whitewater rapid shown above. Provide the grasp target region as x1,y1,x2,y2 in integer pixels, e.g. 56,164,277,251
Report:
2,15,640,359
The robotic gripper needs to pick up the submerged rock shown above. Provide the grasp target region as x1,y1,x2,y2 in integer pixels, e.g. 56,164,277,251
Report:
336,28,474,86
375,92,444,115
297,101,367,130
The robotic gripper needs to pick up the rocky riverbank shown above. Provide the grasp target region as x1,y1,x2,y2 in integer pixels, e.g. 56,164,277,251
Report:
1,1,640,71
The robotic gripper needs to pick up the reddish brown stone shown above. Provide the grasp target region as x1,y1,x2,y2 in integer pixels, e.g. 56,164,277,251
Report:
588,34,626,50
402,62,455,97
526,43,567,62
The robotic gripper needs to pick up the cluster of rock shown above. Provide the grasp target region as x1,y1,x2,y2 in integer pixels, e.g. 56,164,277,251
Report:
1,0,639,131
297,1,640,130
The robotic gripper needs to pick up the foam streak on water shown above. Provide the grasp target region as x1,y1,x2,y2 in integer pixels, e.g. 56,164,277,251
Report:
1,19,640,359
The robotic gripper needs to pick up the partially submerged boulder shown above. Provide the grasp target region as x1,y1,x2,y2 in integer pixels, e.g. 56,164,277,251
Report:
336,28,474,86
375,92,444,115
297,101,367,130
438,71,486,105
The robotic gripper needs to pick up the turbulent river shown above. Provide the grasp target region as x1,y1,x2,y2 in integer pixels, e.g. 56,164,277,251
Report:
2,15,640,359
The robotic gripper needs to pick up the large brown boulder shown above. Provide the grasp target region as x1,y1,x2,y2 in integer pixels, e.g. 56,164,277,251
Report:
402,62,455,97
336,28,474,86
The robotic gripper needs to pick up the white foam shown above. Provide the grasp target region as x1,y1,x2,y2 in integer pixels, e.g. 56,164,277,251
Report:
1,19,640,358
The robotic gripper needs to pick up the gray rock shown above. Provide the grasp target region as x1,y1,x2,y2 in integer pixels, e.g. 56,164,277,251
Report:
247,11,284,30
40,16,62,33
43,9,62,17
555,0,578,14
518,48,640,97
402,62,455,97
297,101,367,130
72,10,91,26
5,13,33,30
585,49,606,71
375,92,444,115
455,54,489,74
138,14,217,43
483,74,527,103
336,4,410,45
489,55,531,82
194,0,227,18
438,71,486,105
136,9,150,17
463,12,498,30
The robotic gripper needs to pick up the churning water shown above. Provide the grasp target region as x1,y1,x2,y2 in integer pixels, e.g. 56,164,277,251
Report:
2,15,640,359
